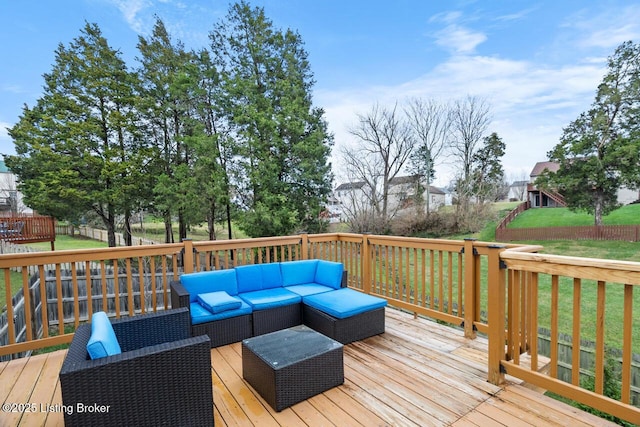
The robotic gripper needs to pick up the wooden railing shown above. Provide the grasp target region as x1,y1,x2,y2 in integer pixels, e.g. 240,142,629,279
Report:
495,200,529,231
0,233,638,424
490,248,640,423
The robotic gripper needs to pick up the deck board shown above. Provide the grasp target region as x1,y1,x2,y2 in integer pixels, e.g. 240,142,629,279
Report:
0,308,620,427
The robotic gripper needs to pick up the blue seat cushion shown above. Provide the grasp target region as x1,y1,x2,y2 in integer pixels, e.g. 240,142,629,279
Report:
197,291,242,314
303,288,387,319
315,261,344,289
180,270,238,302
190,300,252,324
238,288,301,310
86,311,122,359
280,260,318,286
285,283,335,297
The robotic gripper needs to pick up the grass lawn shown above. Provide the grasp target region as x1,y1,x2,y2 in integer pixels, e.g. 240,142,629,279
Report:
129,219,248,241
507,203,640,228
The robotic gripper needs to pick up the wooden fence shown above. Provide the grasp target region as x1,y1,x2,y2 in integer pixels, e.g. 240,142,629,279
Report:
56,224,162,246
496,224,640,242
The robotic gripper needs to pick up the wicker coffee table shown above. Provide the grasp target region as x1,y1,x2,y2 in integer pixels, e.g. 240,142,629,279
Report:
241,325,344,411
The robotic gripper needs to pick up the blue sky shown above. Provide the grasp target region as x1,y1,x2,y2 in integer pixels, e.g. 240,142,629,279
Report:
1,0,640,186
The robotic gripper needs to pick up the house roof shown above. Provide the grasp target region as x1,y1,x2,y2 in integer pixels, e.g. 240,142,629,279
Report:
510,180,529,187
335,181,366,191
389,175,420,185
427,186,446,195
0,161,9,173
530,161,559,177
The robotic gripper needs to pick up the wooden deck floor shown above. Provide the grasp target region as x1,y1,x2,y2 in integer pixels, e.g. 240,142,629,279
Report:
0,309,618,426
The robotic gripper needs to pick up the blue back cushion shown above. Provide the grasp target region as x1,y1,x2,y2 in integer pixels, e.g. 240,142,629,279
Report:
315,261,344,289
261,263,283,289
86,312,122,359
281,260,318,286
235,265,263,293
180,270,238,302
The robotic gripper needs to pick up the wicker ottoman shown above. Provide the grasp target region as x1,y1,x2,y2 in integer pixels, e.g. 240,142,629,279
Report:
302,288,387,344
242,325,344,411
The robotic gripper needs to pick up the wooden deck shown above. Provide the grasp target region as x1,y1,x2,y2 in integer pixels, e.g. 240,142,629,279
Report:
0,309,618,426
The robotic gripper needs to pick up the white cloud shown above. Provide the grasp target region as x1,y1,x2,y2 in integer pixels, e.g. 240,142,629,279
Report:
433,25,487,55
563,4,640,50
106,0,152,33
0,123,12,155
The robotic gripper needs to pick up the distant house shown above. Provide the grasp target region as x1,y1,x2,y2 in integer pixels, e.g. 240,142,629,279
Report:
387,175,445,212
507,181,528,202
0,161,32,216
333,181,370,221
528,161,565,208
527,161,639,207
331,176,446,222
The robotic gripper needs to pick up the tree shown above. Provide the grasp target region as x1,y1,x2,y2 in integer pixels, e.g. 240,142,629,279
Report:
211,1,333,237
448,95,491,223
406,98,450,214
540,41,640,225
6,23,144,247
471,132,506,204
342,103,416,232
137,18,202,243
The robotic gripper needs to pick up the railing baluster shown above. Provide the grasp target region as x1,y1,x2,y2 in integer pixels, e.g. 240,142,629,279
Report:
621,283,633,404
595,280,606,395
550,275,559,379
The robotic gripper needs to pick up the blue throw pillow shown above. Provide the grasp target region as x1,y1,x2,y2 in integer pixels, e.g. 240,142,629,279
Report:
197,291,243,314
86,312,122,360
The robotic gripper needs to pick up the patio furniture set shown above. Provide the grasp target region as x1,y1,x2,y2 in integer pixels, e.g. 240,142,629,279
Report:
59,259,387,426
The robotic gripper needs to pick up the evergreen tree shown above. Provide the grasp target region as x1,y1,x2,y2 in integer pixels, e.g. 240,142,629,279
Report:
6,23,144,247
210,1,333,237
540,41,640,225
471,132,506,204
136,18,201,242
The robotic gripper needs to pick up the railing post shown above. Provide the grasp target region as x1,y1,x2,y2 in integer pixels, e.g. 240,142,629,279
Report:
300,233,309,260
182,239,194,274
463,238,477,339
487,244,506,385
362,233,371,294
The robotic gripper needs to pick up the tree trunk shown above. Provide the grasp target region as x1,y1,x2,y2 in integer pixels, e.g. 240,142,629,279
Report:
123,210,132,246
106,215,117,247
179,211,187,242
164,212,173,243
208,202,217,241
594,193,604,226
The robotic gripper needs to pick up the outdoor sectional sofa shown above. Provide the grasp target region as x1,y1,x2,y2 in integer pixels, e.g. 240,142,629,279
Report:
170,259,387,347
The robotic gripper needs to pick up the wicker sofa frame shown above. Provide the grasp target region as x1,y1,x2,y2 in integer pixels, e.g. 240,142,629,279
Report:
170,269,348,347
59,308,214,427
252,302,303,336
171,282,254,348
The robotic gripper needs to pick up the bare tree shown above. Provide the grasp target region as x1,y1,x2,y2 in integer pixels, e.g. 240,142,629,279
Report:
449,95,491,219
405,98,451,214
341,103,416,232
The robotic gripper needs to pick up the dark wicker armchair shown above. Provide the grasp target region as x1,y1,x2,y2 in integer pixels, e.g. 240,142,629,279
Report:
59,308,214,427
